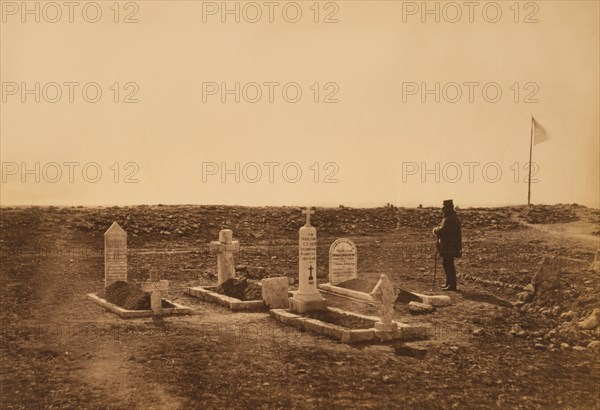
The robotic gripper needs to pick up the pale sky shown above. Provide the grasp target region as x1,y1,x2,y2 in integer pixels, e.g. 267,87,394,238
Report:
1,1,598,208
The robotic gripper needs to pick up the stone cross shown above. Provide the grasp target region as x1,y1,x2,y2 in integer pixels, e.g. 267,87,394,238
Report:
141,271,169,315
209,229,240,285
104,222,127,287
302,206,314,227
370,274,397,332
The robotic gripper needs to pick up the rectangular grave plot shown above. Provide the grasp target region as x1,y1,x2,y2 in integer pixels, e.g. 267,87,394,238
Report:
86,293,193,319
186,286,266,312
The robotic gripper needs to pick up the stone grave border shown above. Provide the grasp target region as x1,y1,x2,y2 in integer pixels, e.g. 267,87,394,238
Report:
270,306,428,344
186,285,266,312
86,293,193,319
318,283,375,304
318,284,452,307
396,289,452,307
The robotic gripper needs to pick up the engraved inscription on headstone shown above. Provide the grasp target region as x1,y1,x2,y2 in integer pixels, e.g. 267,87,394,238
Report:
104,222,127,288
298,207,317,294
329,238,357,285
289,206,327,313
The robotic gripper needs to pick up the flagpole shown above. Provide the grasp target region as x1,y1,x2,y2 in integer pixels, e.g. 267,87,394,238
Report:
528,116,534,206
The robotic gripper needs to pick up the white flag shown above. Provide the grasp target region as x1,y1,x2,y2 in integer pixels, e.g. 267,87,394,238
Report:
532,117,548,145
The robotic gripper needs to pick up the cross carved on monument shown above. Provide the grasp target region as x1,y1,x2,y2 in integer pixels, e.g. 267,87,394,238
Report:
302,207,315,226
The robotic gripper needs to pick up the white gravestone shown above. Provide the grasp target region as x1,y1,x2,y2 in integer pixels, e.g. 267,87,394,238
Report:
104,222,127,288
370,274,397,332
289,207,327,314
329,238,357,285
141,271,169,315
209,229,240,285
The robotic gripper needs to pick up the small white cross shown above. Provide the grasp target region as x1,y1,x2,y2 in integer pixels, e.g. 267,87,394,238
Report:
141,272,169,316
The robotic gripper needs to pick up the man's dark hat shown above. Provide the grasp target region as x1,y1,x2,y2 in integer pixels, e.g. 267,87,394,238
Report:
443,199,454,208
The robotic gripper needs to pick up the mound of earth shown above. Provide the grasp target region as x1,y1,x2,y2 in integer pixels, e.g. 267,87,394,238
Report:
397,207,522,231
305,310,375,329
99,281,173,310
214,278,262,301
335,278,378,293
520,204,580,224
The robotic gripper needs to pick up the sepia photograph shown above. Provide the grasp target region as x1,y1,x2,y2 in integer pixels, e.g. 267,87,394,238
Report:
1,1,599,409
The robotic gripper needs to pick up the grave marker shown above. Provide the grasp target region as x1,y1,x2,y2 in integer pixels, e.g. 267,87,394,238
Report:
104,222,127,287
141,271,169,315
289,207,327,314
262,277,289,309
370,274,397,332
329,238,357,285
209,229,240,285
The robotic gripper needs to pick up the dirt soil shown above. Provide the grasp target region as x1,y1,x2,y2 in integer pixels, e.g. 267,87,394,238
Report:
305,310,375,330
99,280,174,310
1,204,599,409
214,278,262,301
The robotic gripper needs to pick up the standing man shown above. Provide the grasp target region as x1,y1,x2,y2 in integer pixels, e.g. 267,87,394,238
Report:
432,199,462,291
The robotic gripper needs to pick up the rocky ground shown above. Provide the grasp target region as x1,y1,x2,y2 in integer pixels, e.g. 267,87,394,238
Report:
0,204,598,409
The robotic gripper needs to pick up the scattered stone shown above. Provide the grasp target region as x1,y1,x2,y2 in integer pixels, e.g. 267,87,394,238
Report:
510,324,526,337
531,257,561,294
408,301,434,314
560,310,575,321
587,340,600,353
517,291,533,303
579,308,600,330
524,283,535,294
523,204,579,224
572,346,587,352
